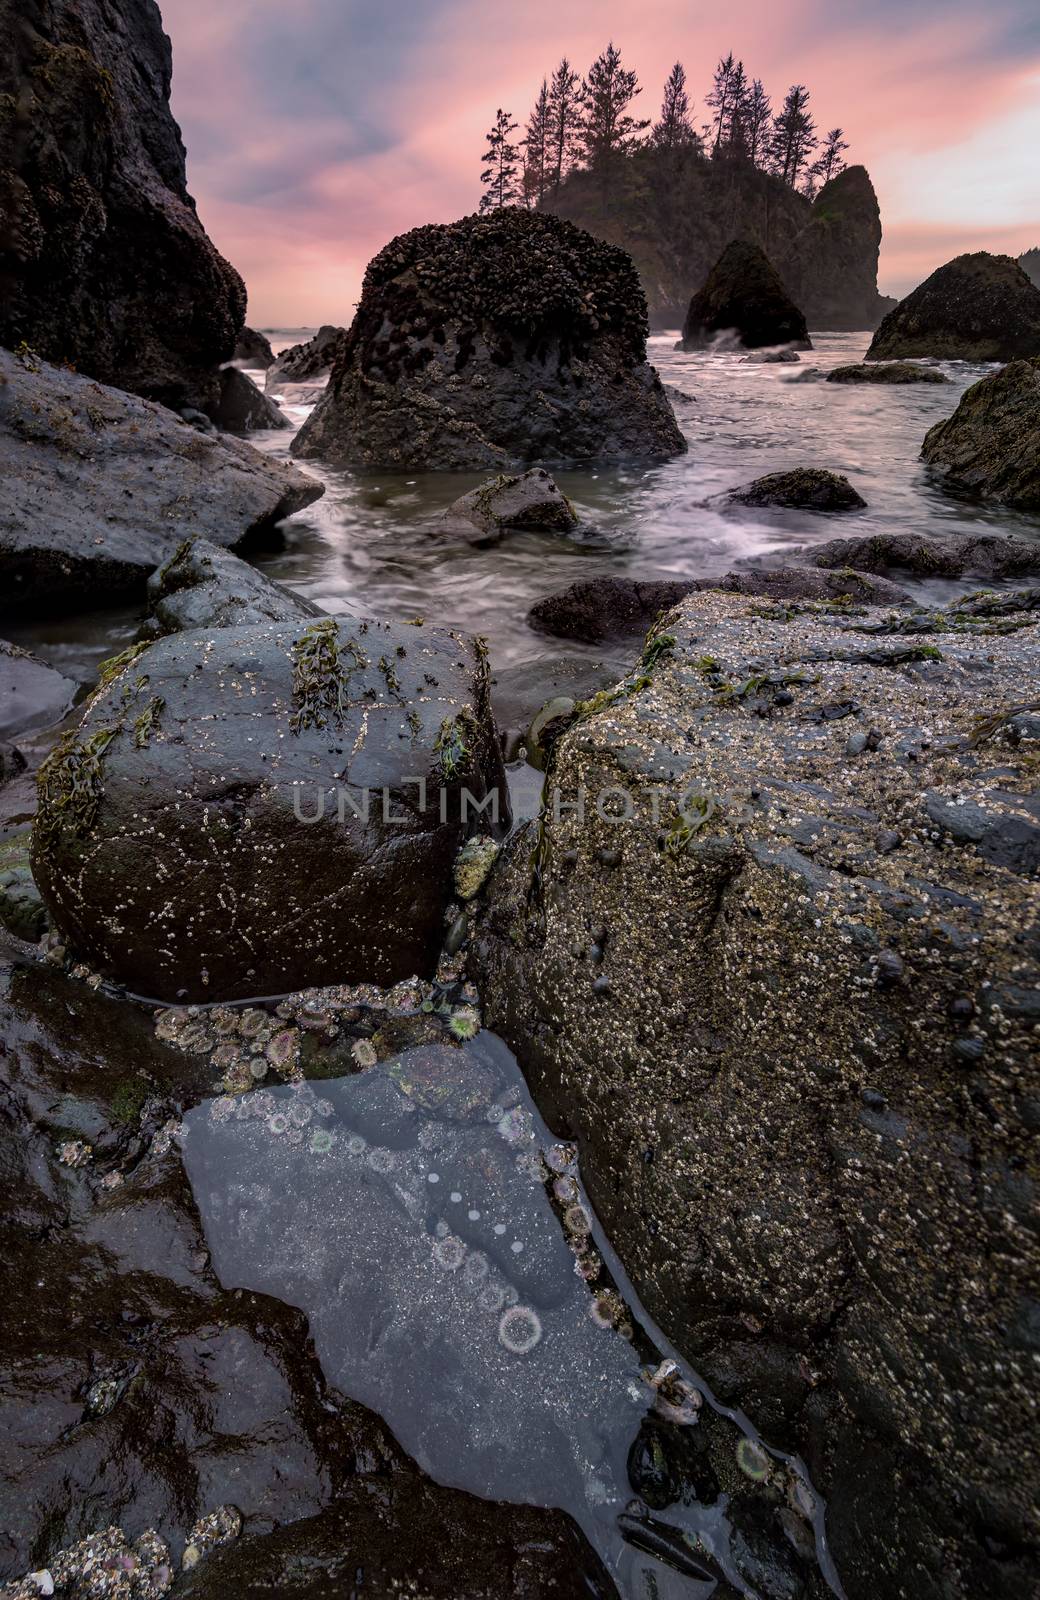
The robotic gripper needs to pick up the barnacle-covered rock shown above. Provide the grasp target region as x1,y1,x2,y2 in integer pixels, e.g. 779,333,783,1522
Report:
30,615,507,1002
143,539,320,636
439,469,578,545
293,209,685,470
866,251,1040,362
473,588,1040,1598
921,356,1040,510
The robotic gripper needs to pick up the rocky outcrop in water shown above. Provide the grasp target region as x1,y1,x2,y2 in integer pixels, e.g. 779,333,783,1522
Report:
293,210,685,470
473,587,1040,1600
210,367,290,433
714,565,907,604
550,155,892,331
142,539,321,636
265,325,344,390
680,241,811,351
528,577,696,645
31,615,506,1002
0,349,323,614
725,468,865,511
826,362,948,384
866,252,1040,362
0,639,76,741
811,529,1040,580
0,0,245,408
921,357,1040,510
233,326,275,367
440,470,578,545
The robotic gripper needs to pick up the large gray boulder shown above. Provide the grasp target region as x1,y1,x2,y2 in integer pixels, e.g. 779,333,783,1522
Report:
866,252,1040,362
31,614,506,1002
0,639,76,740
143,539,321,636
680,241,811,351
921,357,1040,510
293,210,685,470
473,588,1039,1599
0,348,323,613
0,0,245,408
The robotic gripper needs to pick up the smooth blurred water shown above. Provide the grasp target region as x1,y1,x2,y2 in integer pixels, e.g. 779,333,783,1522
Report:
248,331,1039,670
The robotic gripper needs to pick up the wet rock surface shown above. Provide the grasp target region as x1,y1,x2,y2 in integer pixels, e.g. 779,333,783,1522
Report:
0,832,47,942
0,639,77,741
293,209,685,470
714,564,908,605
209,368,290,434
142,539,321,637
921,356,1040,511
528,577,696,646
725,469,866,512
233,328,275,368
472,588,1040,1600
811,530,1040,580
681,241,811,352
866,252,1040,363
0,953,613,1596
31,615,506,1002
0,0,245,408
826,362,948,384
0,350,324,615
265,326,344,390
440,469,579,545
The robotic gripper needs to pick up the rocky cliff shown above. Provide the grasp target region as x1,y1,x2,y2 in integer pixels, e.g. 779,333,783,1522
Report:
548,153,892,331
0,0,245,407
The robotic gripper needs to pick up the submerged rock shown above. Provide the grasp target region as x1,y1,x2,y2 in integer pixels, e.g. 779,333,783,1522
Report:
232,327,276,368
31,615,506,1001
725,468,866,511
293,209,685,470
826,362,948,384
210,368,290,433
680,241,811,352
920,356,1040,510
473,588,1040,1600
811,530,1040,580
714,565,908,605
0,349,323,614
143,539,321,636
866,252,1040,362
265,326,344,390
0,639,76,741
0,0,245,409
528,577,695,646
440,469,578,545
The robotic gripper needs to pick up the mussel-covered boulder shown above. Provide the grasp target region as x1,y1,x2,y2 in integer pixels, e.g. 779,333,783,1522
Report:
31,616,506,1002
921,357,1040,510
265,325,345,390
233,327,276,367
473,588,1040,1600
0,0,245,408
292,209,685,470
866,252,1040,362
680,241,811,351
143,539,321,636
0,349,323,614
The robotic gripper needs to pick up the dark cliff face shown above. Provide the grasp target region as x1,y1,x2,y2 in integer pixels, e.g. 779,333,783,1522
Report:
548,151,891,332
0,0,245,408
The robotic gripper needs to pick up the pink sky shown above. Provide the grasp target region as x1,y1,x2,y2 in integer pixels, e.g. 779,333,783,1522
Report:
159,0,1040,327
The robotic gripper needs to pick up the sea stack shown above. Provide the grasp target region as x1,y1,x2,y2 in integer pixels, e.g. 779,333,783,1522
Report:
680,240,812,351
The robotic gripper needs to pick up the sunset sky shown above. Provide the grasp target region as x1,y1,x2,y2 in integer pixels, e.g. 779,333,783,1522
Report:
159,0,1040,328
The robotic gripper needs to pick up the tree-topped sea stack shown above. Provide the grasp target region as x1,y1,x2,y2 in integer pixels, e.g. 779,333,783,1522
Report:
680,240,811,350
292,208,686,470
0,0,245,408
867,252,1040,362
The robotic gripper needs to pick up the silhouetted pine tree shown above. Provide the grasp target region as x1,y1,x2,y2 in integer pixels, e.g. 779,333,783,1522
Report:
652,62,697,150
769,85,817,189
706,53,744,155
521,80,551,207
579,42,649,207
812,127,849,189
744,79,772,167
479,108,520,212
545,59,584,196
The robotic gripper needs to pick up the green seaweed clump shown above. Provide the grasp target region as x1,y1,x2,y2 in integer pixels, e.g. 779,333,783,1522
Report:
35,723,120,849
96,640,150,692
290,620,369,733
641,632,677,671
133,696,165,748
434,707,478,780
663,793,718,858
